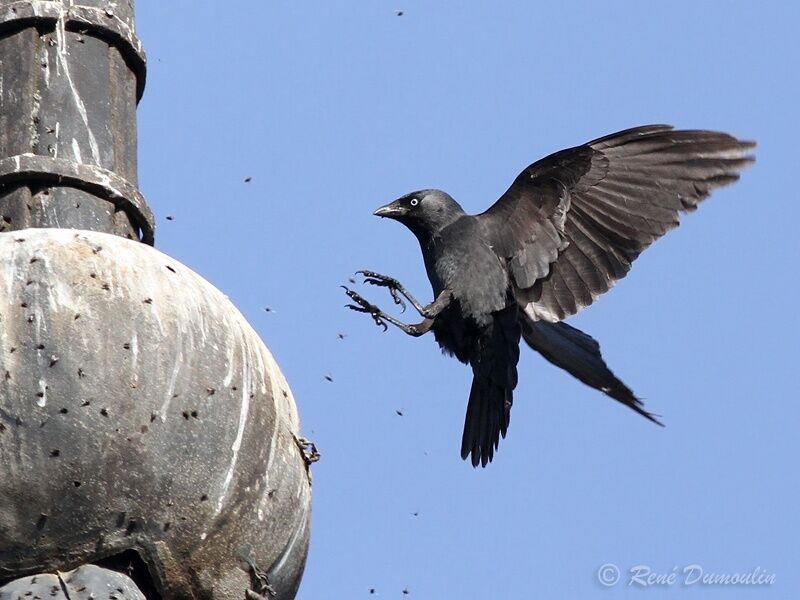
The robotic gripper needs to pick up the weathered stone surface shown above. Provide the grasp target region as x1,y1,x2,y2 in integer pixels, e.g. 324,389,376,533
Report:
0,229,311,600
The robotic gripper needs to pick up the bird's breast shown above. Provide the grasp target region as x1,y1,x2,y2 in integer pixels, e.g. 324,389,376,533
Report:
427,238,509,319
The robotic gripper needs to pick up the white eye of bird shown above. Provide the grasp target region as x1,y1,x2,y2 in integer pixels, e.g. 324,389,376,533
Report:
410,198,419,207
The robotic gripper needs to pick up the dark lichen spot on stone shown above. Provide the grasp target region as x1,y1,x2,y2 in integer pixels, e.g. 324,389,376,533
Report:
149,412,157,422
123,343,131,350
181,411,189,420
36,343,45,350
206,388,215,396
125,519,137,535
10,347,16,353
36,514,47,529
90,273,97,278
165,265,176,273
29,257,39,264
100,407,108,416
200,494,208,502
162,521,171,532
50,449,60,457
73,481,81,487
190,410,198,418
59,407,68,414
78,368,86,378
102,283,110,291
74,313,80,320
36,391,45,398
20,302,28,308
143,298,153,304
81,399,90,406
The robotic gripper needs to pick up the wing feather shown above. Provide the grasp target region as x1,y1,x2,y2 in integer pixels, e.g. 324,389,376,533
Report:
477,125,755,320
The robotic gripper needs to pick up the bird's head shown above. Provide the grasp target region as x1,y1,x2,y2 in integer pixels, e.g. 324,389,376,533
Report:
373,189,464,240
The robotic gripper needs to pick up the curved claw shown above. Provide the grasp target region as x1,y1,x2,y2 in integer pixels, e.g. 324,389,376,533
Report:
343,286,389,331
342,286,369,309
357,270,398,287
344,303,388,332
372,314,388,332
356,271,407,312
389,287,407,312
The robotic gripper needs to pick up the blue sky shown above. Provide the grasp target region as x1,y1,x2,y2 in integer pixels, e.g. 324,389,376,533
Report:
137,3,797,598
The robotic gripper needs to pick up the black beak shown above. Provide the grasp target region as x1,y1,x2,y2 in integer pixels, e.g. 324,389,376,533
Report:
373,200,406,219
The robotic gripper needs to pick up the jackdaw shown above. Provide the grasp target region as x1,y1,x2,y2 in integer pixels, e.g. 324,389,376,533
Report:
344,125,754,467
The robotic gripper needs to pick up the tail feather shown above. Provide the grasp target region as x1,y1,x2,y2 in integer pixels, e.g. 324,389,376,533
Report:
521,318,663,425
461,306,521,467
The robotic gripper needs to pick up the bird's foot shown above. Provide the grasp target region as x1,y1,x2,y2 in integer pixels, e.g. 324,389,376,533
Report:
343,284,433,337
342,286,389,331
356,270,408,312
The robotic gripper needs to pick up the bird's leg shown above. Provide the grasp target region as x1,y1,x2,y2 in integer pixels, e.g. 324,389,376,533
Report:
356,270,433,316
423,288,453,319
343,286,436,337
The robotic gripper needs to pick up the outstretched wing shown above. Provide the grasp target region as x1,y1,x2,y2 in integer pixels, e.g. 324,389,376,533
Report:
476,125,755,321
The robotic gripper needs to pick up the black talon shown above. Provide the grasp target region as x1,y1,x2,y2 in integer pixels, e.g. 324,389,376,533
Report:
357,270,407,311
342,285,389,331
390,288,406,312
372,315,388,332
358,270,399,288
343,274,434,336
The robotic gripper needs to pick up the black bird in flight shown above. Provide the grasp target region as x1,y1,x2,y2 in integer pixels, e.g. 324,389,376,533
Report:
344,125,754,467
